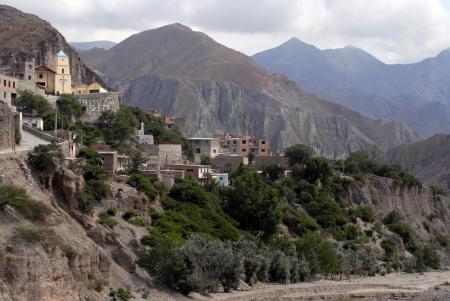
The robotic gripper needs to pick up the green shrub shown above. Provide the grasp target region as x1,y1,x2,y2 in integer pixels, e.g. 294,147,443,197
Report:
0,184,52,221
349,206,375,222
122,209,137,221
106,207,117,216
65,245,79,261
282,205,318,236
129,217,146,227
98,212,118,229
128,173,160,201
304,196,347,228
109,287,133,301
415,245,440,271
85,179,112,201
27,143,64,179
382,211,402,225
381,239,396,258
388,221,417,252
15,226,46,243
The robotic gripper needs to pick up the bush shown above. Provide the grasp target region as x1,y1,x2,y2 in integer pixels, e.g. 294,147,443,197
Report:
98,212,118,229
15,226,46,243
282,205,318,236
381,239,396,258
109,287,133,301
128,173,160,201
85,179,112,201
0,184,52,221
388,221,417,252
304,196,346,228
65,245,79,261
349,206,375,223
122,209,137,221
295,233,340,276
27,143,64,179
415,245,440,271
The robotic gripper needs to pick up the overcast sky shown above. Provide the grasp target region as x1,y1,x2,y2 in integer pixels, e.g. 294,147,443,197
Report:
3,0,450,63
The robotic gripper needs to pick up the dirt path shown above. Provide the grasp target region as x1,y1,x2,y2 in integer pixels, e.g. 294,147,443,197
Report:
194,271,450,301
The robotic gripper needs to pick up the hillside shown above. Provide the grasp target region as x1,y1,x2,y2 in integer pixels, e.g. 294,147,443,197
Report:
0,5,106,87
252,38,450,137
84,24,417,158
383,134,450,189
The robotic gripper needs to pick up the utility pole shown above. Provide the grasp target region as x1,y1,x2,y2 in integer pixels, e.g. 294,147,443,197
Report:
54,106,58,139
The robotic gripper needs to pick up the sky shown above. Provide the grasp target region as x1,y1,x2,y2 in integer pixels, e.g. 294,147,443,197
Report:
3,0,450,64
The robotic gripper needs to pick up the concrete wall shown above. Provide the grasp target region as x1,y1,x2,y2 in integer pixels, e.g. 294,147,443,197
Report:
0,101,14,151
77,92,120,123
212,155,248,173
139,144,182,167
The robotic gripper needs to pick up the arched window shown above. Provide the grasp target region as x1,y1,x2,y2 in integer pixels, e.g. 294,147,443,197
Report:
62,68,65,74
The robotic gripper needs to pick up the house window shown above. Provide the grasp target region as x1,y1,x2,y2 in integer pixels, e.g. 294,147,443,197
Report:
8,81,10,87
12,82,15,88
261,141,266,144
28,75,32,80
3,80,6,86
232,148,236,152
3,92,6,99
233,140,236,144
242,149,247,152
261,149,266,152
213,149,217,153
39,74,43,79
196,148,201,153
62,68,64,74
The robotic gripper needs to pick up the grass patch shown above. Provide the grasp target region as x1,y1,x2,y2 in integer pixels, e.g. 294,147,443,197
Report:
0,184,52,221
15,226,46,243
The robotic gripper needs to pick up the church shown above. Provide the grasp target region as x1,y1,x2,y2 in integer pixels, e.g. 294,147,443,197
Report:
35,50,72,95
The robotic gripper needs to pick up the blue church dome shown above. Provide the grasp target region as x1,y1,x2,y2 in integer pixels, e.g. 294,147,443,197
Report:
57,50,68,58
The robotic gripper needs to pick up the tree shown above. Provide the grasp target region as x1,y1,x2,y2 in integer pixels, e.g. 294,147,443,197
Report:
262,164,285,182
56,94,86,123
285,145,315,166
27,142,64,180
200,154,212,165
97,107,139,143
16,90,52,116
129,151,148,173
303,157,332,183
225,166,282,239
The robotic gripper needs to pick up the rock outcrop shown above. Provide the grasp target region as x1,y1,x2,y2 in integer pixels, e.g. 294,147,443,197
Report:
338,175,450,241
0,156,187,301
383,134,450,190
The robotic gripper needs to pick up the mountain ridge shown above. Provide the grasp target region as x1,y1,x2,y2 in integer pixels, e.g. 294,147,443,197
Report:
252,37,450,137
85,23,417,158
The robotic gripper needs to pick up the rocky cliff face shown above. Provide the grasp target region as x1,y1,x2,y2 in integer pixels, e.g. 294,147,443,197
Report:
0,5,107,87
339,175,450,241
383,134,450,190
0,157,186,301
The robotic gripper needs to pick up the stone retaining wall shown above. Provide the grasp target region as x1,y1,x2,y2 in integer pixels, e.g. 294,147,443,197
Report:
0,101,14,151
76,92,121,123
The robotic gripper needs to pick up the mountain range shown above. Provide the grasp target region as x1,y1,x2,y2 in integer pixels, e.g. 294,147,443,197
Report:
70,40,117,51
80,24,417,158
253,38,450,138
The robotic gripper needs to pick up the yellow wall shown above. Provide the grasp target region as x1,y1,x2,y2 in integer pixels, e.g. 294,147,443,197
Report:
54,55,72,94
73,82,107,94
35,70,55,94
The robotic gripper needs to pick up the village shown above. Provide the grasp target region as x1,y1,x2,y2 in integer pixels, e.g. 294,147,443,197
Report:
0,50,288,188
